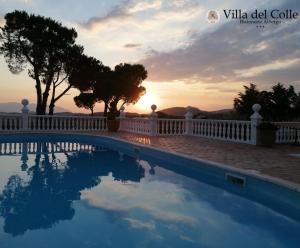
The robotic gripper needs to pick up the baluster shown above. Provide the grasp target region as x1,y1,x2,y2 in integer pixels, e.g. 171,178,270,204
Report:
36,117,40,131
207,121,211,137
5,118,9,130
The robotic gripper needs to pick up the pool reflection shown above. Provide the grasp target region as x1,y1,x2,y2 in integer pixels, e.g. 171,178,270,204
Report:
0,142,145,236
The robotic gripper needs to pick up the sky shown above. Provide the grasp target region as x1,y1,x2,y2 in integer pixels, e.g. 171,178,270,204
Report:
0,0,299,113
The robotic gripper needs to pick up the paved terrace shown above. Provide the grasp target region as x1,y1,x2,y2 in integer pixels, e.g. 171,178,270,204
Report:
89,131,300,186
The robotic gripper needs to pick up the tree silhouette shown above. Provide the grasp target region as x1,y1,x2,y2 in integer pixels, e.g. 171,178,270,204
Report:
0,11,79,114
270,83,296,121
0,10,106,115
74,93,97,115
234,83,299,121
234,84,261,119
93,63,147,117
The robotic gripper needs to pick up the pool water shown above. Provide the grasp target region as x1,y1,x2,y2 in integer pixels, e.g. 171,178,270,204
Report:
0,137,300,248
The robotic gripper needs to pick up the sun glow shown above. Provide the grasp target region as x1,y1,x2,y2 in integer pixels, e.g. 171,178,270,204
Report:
135,92,158,112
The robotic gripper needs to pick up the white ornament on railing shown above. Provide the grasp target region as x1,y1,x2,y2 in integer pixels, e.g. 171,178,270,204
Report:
21,99,29,114
119,106,126,131
119,106,126,118
149,104,158,136
21,99,29,130
250,103,263,145
150,104,157,117
185,106,193,135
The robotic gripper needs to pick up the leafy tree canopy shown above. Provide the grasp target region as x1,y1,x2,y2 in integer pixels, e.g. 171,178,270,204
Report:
0,10,104,115
73,93,97,116
234,83,300,121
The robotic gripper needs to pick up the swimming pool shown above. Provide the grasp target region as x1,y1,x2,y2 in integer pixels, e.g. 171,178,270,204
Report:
0,133,299,248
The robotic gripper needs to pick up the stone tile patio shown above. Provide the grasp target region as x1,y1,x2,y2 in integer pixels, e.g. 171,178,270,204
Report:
89,131,300,186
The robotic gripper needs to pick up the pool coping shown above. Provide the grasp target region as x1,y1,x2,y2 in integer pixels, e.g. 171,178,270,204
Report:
0,131,300,193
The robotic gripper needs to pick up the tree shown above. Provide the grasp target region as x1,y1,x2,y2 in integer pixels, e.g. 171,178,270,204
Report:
0,10,82,115
234,83,299,121
291,92,300,119
48,54,105,115
234,84,261,119
270,83,296,121
94,63,147,117
92,68,114,116
74,93,97,116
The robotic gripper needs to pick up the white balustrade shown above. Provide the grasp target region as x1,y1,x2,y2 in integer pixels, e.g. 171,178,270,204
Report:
275,122,300,143
1,100,300,146
157,119,186,135
191,119,252,143
120,118,151,135
27,115,107,132
0,114,23,131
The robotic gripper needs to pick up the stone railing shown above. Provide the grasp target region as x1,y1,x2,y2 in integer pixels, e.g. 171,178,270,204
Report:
275,122,300,144
28,115,107,131
191,119,252,144
0,114,107,132
118,105,256,144
0,99,107,132
157,119,186,135
0,114,23,131
119,117,151,135
1,99,299,146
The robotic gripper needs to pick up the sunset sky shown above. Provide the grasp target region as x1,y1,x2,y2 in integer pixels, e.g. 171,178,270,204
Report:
0,0,299,113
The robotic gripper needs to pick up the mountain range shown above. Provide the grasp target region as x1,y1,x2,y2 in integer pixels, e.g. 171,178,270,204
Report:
0,102,69,113
159,107,232,118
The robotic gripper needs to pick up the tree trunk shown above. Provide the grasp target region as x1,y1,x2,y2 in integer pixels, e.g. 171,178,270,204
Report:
34,73,43,115
41,82,52,115
48,82,56,115
48,102,55,115
91,108,94,116
103,101,108,116
48,85,72,115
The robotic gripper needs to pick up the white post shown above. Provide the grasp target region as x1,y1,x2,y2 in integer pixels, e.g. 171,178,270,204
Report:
21,99,29,131
250,103,263,145
185,106,193,135
149,104,158,136
118,106,126,131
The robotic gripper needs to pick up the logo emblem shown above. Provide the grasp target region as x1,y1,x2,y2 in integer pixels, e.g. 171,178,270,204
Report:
207,10,220,23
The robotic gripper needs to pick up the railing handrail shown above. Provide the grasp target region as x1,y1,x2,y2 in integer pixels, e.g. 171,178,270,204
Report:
29,115,106,119
0,113,22,117
191,119,251,123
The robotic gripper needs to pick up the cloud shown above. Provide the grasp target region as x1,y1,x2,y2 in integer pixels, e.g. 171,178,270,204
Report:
128,0,162,13
79,0,201,31
80,0,162,29
79,1,132,29
124,43,142,48
140,1,300,88
81,174,198,226
123,218,155,230
235,58,300,78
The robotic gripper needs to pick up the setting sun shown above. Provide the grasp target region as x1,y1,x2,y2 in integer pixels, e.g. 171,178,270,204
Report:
135,92,158,112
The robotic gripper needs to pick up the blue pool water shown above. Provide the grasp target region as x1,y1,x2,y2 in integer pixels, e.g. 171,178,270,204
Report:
0,134,299,248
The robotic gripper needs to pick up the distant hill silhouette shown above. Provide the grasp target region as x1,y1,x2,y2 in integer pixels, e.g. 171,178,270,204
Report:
0,102,69,113
160,107,204,117
160,106,232,119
